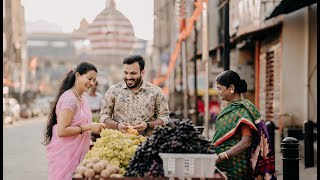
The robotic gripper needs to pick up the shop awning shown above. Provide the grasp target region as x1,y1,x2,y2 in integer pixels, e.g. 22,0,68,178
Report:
189,88,218,96
265,0,317,20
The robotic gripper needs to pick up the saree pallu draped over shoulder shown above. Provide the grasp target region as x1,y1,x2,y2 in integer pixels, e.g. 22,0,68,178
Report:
211,99,276,180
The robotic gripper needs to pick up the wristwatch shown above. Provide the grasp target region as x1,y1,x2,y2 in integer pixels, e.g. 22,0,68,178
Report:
146,122,150,130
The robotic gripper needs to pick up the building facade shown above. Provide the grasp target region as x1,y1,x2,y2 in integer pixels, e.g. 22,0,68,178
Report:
3,0,28,102
152,0,317,133
24,0,149,96
229,0,317,130
152,0,224,114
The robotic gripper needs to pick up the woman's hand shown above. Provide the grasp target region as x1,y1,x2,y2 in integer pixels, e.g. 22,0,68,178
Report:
89,123,106,133
216,154,223,164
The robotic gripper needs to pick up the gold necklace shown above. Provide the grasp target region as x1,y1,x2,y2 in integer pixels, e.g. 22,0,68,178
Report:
74,88,82,101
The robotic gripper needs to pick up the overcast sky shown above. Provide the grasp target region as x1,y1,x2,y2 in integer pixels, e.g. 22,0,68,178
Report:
21,0,154,40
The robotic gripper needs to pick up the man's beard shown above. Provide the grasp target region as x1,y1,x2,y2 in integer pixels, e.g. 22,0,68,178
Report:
125,76,142,89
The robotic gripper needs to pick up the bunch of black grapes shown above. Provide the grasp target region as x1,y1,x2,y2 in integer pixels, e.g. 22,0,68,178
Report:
124,119,215,177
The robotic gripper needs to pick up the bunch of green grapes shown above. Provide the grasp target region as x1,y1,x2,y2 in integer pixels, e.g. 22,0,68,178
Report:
84,129,146,174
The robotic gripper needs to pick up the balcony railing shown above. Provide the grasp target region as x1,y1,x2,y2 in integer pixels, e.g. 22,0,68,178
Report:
229,0,281,35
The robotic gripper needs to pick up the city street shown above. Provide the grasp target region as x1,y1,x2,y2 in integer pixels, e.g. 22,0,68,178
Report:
4,117,48,180
3,0,317,179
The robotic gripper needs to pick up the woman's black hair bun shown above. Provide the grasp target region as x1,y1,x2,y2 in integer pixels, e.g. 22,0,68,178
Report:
237,79,247,93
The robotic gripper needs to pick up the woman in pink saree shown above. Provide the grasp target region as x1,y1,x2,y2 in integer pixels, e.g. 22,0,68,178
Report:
42,62,106,180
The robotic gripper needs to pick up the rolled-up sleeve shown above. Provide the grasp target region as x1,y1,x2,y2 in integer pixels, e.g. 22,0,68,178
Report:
99,87,114,123
156,88,169,124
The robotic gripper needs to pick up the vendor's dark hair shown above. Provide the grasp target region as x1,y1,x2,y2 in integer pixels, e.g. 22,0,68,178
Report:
123,55,145,71
42,62,97,145
216,70,247,93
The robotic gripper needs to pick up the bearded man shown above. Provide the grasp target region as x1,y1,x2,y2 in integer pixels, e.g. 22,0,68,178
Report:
99,55,169,136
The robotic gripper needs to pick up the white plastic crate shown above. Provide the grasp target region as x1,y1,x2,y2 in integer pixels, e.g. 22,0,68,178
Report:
159,153,218,178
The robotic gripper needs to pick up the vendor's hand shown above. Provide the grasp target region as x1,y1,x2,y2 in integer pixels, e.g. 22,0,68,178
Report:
216,154,223,164
132,121,148,132
132,120,142,126
117,122,129,133
90,123,106,133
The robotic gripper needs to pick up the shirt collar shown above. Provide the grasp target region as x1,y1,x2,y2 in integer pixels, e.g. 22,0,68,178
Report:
121,80,146,91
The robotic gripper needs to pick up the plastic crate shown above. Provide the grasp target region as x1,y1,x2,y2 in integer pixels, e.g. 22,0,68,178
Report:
159,153,218,178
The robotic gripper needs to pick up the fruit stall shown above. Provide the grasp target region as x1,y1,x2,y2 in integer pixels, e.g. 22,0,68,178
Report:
72,119,227,179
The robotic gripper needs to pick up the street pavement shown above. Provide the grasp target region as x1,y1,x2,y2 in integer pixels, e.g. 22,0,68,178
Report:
4,116,48,180
273,129,317,180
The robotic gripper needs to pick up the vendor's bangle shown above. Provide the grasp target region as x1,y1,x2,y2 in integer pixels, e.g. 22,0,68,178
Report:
223,152,229,160
77,125,83,134
116,122,120,130
146,122,150,130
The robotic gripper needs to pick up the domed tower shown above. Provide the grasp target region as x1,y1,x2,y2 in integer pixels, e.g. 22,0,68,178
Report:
88,0,135,60
72,18,89,39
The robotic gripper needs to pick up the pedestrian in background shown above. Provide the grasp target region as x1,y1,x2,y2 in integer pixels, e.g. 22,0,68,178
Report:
42,62,106,180
99,55,169,136
209,95,220,127
86,80,104,141
86,81,103,116
211,70,276,180
196,96,205,125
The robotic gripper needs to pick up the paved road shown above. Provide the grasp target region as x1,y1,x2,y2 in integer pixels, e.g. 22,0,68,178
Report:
4,117,48,180
274,129,317,180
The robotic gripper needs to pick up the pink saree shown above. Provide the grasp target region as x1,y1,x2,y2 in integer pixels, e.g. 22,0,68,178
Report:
46,90,92,180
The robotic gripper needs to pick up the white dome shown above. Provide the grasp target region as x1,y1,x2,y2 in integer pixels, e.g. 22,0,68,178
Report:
88,0,135,56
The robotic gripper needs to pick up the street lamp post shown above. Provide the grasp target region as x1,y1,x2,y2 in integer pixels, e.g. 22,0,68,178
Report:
202,1,210,139
223,1,230,70
182,41,189,119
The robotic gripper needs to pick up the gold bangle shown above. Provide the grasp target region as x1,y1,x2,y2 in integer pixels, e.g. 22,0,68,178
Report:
223,152,229,160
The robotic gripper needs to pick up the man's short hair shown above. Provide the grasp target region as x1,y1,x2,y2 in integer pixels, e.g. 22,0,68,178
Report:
123,55,145,71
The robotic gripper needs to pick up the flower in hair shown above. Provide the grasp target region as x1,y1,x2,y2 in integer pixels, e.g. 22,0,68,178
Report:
72,65,77,72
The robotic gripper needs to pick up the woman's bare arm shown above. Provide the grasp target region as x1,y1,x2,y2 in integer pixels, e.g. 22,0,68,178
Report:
57,109,105,137
226,135,252,156
57,109,86,137
216,124,252,163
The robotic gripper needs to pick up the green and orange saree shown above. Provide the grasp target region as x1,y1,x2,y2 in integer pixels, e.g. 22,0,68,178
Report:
211,99,276,180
